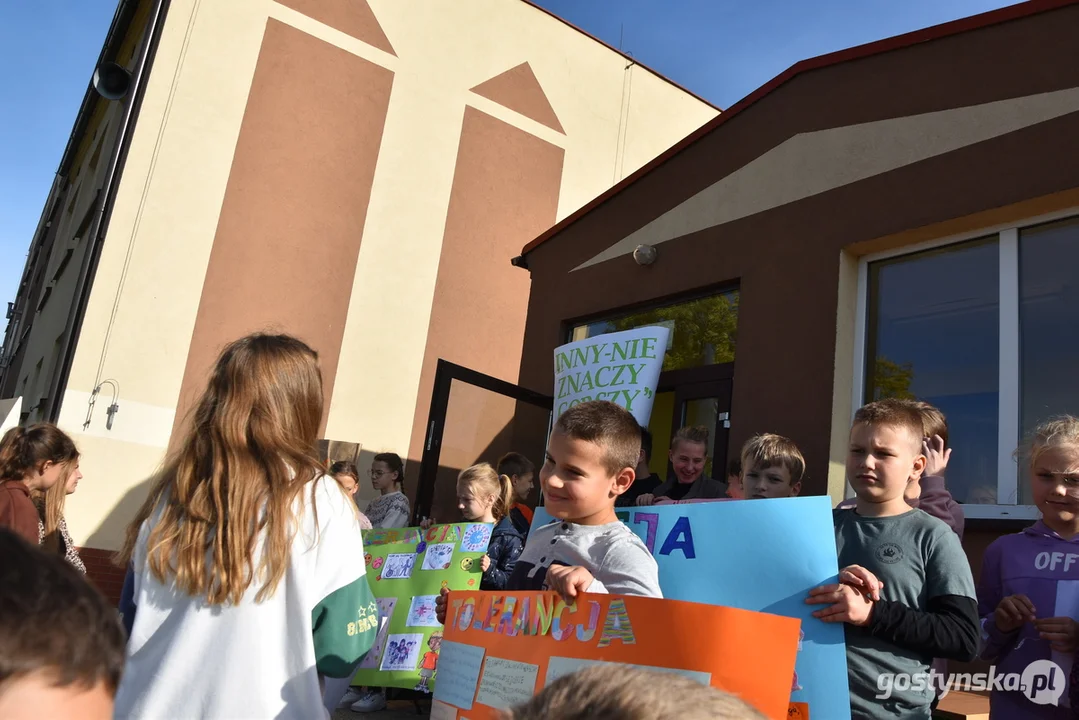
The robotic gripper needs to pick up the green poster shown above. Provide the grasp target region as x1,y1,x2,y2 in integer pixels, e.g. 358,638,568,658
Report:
351,522,492,692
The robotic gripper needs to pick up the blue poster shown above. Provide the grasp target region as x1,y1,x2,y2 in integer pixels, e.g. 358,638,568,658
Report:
531,496,849,720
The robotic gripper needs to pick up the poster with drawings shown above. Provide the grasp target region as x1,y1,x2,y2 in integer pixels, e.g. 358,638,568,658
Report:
358,597,398,670
407,595,442,627
380,633,424,672
421,543,455,571
381,553,416,580
352,522,490,692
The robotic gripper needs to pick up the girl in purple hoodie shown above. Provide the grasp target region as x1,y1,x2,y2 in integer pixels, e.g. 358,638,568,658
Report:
978,416,1079,719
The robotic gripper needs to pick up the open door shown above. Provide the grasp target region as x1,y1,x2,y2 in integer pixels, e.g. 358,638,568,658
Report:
414,360,553,524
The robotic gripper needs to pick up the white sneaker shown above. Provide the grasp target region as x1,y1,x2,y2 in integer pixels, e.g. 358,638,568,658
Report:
336,687,366,710
350,691,387,713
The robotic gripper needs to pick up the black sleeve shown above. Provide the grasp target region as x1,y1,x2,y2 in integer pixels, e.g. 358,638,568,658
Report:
865,594,980,661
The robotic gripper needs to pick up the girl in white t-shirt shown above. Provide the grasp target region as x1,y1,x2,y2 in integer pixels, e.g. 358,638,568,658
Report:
114,334,377,720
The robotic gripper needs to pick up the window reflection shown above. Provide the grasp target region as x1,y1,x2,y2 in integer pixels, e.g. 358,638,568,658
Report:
865,238,1000,505
1019,217,1079,505
571,291,739,371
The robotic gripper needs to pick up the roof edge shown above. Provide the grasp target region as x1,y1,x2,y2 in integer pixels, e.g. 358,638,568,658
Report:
518,0,722,112
520,0,1079,257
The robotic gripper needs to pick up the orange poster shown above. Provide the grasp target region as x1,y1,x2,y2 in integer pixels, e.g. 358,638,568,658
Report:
430,590,801,720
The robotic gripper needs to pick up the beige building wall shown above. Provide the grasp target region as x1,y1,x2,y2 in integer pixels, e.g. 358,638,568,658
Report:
41,0,716,549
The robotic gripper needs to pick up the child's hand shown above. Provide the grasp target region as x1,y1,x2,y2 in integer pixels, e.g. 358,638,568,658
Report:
480,554,491,572
435,586,449,625
839,565,884,601
635,493,655,507
419,517,435,531
923,435,951,477
994,594,1036,633
805,583,874,626
1034,617,1079,652
545,565,594,603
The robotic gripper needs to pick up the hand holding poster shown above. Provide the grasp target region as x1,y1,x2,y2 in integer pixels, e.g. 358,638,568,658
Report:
532,496,850,720
553,326,670,425
432,590,801,720
351,523,491,692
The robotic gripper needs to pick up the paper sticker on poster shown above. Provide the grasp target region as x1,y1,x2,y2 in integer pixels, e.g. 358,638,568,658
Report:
553,326,670,425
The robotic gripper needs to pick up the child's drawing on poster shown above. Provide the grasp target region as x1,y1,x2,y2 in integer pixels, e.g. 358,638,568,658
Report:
406,595,442,628
358,597,398,670
381,553,416,580
421,543,455,571
414,631,443,693
379,633,424,672
460,524,492,553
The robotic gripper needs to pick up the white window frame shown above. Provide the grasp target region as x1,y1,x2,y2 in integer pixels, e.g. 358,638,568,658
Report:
850,206,1079,521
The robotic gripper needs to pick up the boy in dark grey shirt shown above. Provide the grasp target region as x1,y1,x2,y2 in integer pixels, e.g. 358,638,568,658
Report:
437,401,661,624
807,399,978,719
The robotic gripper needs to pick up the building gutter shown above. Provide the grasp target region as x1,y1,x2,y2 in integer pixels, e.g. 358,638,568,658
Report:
44,0,171,424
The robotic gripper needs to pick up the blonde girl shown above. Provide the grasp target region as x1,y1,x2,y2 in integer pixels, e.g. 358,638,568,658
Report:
978,416,1079,719
457,463,523,591
34,452,86,573
113,334,377,720
0,424,78,546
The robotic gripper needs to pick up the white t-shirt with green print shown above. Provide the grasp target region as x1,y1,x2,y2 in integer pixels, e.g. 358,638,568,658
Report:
114,476,377,720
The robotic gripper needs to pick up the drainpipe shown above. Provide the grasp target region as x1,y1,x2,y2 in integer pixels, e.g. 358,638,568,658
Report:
44,0,171,424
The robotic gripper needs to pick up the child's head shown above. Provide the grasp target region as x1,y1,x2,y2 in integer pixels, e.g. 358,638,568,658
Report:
119,333,326,605
0,424,79,493
848,399,926,505
637,426,653,472
670,426,709,485
1019,416,1079,529
500,664,767,720
427,631,443,652
371,452,404,492
496,452,535,503
726,458,743,499
457,463,514,522
329,460,360,497
35,455,83,553
542,401,640,523
740,433,805,499
0,529,124,720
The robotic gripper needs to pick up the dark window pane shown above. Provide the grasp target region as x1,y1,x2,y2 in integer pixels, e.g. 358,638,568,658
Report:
865,238,999,505
570,291,739,372
1019,216,1079,504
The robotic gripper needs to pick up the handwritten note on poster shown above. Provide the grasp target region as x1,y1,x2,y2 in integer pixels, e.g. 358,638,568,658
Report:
474,658,539,709
434,641,487,710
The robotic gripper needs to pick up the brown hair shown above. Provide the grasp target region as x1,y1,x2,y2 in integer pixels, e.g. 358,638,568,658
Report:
372,452,404,488
741,433,805,484
853,399,925,452
35,464,78,553
554,401,641,475
1016,415,1079,468
0,424,78,486
673,425,710,453
501,664,767,720
496,452,535,480
117,333,326,605
0,528,125,696
329,460,359,482
457,463,514,522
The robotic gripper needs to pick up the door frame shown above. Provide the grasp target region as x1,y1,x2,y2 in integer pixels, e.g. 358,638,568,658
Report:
414,359,553,523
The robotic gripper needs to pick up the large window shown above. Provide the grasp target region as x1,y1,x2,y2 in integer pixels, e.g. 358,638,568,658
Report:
860,213,1079,515
570,290,739,372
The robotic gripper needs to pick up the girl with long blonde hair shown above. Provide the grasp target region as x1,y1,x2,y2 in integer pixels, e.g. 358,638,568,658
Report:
113,334,377,720
457,462,522,591
34,452,85,573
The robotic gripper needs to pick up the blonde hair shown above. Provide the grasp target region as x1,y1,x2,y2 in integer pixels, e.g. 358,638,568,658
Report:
116,333,326,605
501,664,767,720
457,463,514,522
673,425,710,453
35,463,77,553
1017,416,1079,468
853,399,924,452
740,433,805,484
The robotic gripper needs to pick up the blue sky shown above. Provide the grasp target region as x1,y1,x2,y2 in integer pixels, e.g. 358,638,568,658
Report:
0,0,1016,316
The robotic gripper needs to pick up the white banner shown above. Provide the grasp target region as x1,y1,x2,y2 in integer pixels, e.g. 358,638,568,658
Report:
553,326,670,426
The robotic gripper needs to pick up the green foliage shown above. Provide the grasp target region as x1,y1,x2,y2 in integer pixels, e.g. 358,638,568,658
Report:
608,293,739,371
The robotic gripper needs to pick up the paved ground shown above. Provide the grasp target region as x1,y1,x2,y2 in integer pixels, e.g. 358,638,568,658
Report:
331,699,430,720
